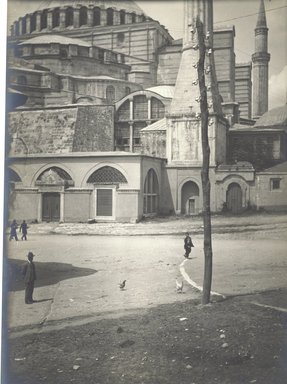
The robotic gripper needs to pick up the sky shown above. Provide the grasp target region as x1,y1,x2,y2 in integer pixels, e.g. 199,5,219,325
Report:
5,0,287,108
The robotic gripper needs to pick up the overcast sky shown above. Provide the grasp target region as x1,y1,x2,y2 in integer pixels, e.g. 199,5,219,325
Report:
5,0,287,109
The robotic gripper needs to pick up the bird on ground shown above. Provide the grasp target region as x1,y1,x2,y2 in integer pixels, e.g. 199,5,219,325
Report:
176,279,184,293
119,280,126,290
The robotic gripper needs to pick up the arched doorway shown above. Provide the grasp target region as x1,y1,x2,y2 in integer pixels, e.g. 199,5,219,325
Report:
181,181,199,215
226,183,242,213
143,169,159,215
36,167,73,222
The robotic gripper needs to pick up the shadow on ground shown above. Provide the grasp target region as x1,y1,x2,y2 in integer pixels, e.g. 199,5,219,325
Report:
5,259,97,292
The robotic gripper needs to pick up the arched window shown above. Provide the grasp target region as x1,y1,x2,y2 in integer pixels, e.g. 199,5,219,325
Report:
151,97,165,119
131,13,136,23
66,7,74,27
120,10,125,24
30,12,36,32
22,17,27,34
36,167,73,186
15,22,19,36
93,7,101,26
133,95,148,119
87,166,127,184
41,9,48,29
79,6,87,26
106,85,115,104
143,169,159,214
17,75,27,85
107,8,114,25
52,8,60,28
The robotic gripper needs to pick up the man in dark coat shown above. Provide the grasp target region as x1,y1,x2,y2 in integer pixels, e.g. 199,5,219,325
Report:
9,219,18,241
19,220,28,241
22,251,37,304
184,232,194,258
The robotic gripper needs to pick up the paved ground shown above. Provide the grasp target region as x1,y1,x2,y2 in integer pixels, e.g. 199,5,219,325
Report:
5,213,287,336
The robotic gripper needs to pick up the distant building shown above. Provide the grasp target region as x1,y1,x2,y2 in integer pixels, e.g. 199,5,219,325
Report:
7,0,287,222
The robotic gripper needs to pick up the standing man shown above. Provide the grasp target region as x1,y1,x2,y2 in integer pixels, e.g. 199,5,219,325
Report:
22,252,37,304
19,220,28,241
9,219,18,241
184,232,194,258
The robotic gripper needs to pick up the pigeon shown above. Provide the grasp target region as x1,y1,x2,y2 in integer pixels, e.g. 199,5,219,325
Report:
176,279,184,293
119,280,126,290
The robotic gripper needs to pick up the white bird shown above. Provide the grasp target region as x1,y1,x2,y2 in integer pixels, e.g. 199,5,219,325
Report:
176,279,184,293
119,280,126,290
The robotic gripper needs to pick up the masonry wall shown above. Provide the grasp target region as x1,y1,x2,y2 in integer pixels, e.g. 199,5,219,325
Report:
8,190,39,222
64,190,92,222
255,173,287,211
72,105,114,152
140,130,166,158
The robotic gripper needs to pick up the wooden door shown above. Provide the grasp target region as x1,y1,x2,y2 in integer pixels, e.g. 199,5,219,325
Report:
227,183,242,213
42,193,60,222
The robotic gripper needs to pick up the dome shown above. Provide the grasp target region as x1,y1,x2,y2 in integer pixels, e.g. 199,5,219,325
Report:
20,0,144,14
254,105,287,129
19,34,91,47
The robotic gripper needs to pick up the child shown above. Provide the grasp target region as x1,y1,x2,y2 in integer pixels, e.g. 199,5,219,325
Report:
184,232,194,258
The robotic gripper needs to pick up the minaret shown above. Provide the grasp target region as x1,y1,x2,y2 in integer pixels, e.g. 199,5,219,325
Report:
166,0,226,166
252,0,270,118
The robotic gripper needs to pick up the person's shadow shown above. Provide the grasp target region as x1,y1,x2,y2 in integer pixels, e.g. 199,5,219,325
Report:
5,259,97,292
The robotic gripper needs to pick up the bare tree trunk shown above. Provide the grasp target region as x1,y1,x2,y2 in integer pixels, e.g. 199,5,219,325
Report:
196,18,213,305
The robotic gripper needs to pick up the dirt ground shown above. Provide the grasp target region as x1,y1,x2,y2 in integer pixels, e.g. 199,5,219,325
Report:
3,213,287,384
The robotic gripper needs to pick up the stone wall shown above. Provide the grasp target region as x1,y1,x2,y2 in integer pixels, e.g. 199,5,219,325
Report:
73,105,114,152
8,105,114,155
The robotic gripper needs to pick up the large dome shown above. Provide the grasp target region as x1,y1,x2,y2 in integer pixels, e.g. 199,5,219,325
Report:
38,1,144,13
254,105,287,129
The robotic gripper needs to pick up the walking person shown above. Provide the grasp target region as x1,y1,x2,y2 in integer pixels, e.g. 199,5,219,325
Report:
9,219,18,241
19,220,28,241
22,252,37,304
184,232,194,258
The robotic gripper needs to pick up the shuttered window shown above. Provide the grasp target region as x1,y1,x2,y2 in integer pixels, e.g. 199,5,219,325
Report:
97,189,113,216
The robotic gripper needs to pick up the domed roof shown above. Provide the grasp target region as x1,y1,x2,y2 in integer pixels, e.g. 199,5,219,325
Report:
19,34,91,47
16,0,144,14
254,105,287,129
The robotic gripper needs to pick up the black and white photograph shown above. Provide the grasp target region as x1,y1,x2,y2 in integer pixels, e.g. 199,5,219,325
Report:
2,0,287,383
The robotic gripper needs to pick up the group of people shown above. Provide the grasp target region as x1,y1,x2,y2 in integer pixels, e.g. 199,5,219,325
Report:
9,219,28,241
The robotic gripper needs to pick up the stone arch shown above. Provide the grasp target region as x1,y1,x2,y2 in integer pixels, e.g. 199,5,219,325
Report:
79,6,88,26
220,175,250,212
35,166,74,187
179,179,201,215
107,8,114,26
66,7,74,27
143,168,159,215
31,164,74,187
52,8,60,28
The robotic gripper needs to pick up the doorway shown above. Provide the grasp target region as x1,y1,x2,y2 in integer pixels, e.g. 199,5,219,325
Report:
42,193,60,222
226,183,242,213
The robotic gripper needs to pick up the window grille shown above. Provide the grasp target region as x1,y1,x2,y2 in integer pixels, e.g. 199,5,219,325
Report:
88,166,127,184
